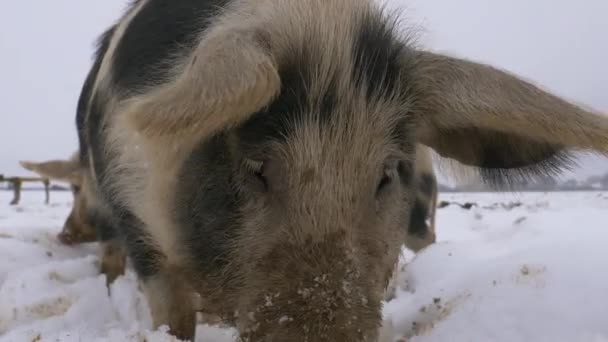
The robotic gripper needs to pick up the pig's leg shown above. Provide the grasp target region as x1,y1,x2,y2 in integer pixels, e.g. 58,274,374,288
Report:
120,213,197,340
143,269,197,340
99,238,126,285
91,209,126,284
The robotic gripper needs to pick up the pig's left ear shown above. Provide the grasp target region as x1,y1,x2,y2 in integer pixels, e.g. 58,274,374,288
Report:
124,26,280,143
409,50,608,186
19,158,80,184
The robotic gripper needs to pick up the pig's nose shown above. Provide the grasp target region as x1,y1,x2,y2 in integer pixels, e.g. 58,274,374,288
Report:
57,227,76,245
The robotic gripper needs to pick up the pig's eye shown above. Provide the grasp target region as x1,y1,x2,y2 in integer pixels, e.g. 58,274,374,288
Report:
377,160,399,196
243,158,268,192
72,185,81,194
376,171,393,195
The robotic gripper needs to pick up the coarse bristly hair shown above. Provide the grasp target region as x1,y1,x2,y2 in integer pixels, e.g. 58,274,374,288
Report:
75,0,608,341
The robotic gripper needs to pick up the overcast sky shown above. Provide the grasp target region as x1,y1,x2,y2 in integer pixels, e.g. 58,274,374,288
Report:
1,0,607,181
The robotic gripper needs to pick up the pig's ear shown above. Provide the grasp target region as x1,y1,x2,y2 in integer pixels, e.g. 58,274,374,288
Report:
409,50,608,187
20,158,80,184
125,27,281,142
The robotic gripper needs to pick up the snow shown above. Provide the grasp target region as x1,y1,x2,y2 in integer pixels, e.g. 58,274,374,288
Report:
1,191,607,342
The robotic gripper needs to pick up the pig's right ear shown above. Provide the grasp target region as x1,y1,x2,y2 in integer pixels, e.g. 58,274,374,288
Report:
19,159,80,183
408,50,608,187
124,27,281,141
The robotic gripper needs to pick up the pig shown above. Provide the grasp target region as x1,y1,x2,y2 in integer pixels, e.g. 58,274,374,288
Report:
384,145,439,302
20,155,126,284
405,145,438,253
19,22,126,283
20,154,97,245
76,0,608,340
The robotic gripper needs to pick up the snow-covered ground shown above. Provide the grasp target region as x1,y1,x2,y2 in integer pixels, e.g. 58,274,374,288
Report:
1,191,607,342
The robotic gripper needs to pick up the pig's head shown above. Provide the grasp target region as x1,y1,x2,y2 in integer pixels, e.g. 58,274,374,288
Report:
126,2,608,340
20,153,96,245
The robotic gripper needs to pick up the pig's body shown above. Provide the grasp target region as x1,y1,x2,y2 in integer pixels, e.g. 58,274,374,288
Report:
20,23,126,282
76,0,608,340
405,145,438,252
